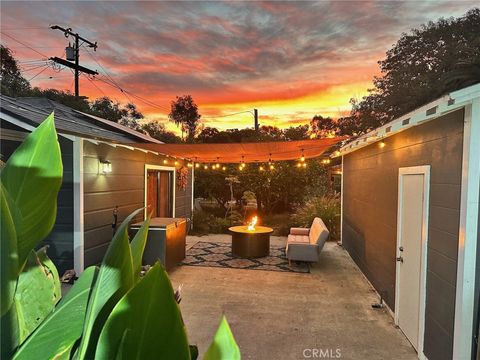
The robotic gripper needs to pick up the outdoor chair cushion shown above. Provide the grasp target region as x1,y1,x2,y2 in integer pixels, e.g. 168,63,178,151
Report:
286,217,329,263
309,217,329,251
289,227,310,236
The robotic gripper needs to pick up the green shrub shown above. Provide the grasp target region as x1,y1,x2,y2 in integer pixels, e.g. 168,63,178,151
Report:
293,194,341,240
262,213,296,236
192,210,241,235
1,114,240,360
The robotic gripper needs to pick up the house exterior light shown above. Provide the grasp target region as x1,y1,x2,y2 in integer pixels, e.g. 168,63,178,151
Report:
100,160,112,174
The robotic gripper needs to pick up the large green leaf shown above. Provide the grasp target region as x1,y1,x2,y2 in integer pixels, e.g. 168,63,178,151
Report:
96,263,191,359
204,316,241,360
0,182,19,317
13,266,98,360
76,209,142,359
130,216,150,282
14,248,61,344
0,112,63,268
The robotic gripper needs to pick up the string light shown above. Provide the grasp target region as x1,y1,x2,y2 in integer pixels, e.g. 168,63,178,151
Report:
195,163,200,168
187,163,193,168
269,164,275,170
259,165,264,171
379,141,386,148
174,161,179,166
222,166,226,171
204,165,209,170
302,162,307,168
163,159,168,164
296,163,302,168
300,149,305,162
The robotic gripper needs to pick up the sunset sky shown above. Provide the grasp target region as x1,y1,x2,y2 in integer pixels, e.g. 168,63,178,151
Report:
1,1,477,133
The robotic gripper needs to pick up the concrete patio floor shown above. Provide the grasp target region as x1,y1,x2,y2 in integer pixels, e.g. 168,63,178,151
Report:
169,235,417,360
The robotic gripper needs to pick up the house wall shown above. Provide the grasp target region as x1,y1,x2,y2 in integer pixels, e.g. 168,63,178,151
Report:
82,141,193,267
0,127,74,274
342,109,464,360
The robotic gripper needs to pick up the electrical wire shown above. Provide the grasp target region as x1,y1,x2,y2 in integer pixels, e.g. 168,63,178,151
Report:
202,110,253,119
82,73,107,97
20,64,50,72
1,32,48,57
27,65,50,81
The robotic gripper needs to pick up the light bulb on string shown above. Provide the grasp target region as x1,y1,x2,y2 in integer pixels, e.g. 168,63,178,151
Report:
300,149,305,162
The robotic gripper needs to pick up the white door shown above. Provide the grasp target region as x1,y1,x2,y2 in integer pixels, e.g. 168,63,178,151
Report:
395,166,430,355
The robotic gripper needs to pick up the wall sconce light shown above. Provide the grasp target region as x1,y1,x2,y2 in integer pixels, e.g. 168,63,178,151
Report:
100,160,112,174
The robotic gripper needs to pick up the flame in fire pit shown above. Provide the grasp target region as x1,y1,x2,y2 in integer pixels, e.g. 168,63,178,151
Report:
247,216,258,231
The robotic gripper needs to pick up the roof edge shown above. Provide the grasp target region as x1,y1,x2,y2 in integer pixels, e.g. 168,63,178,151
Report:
335,83,480,157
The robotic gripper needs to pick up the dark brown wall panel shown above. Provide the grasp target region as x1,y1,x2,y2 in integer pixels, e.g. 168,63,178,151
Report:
83,142,192,267
342,109,464,360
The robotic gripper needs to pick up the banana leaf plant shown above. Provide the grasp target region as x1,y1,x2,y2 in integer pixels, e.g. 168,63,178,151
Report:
0,113,240,360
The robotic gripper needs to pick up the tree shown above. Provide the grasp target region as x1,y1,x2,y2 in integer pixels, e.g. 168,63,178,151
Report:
283,125,310,140
168,95,201,142
142,121,182,143
0,45,31,96
196,127,221,143
309,115,338,138
343,8,480,136
91,96,144,130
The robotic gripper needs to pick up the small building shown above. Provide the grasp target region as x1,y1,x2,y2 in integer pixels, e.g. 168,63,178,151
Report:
336,84,480,359
0,95,193,275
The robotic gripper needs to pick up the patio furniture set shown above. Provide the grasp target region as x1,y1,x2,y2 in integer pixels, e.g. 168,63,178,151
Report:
132,216,330,269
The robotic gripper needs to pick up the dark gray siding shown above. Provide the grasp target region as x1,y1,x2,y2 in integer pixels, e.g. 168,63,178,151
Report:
44,137,74,274
83,142,193,267
342,109,464,360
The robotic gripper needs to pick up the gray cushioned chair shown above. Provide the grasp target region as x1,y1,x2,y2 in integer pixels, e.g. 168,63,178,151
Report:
286,217,329,263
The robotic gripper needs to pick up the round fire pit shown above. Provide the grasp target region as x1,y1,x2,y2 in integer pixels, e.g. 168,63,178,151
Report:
229,225,274,258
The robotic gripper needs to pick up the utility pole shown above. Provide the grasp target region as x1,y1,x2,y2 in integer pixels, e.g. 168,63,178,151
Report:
254,108,259,131
49,25,98,98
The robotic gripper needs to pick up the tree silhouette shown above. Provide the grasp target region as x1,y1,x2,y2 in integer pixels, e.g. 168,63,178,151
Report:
168,95,201,142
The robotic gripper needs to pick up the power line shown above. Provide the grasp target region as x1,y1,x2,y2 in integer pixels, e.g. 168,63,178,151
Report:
203,110,253,119
21,64,51,72
1,32,48,57
93,76,170,112
28,65,50,81
82,73,107,97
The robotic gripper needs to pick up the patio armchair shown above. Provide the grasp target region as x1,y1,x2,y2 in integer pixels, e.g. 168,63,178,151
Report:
286,217,329,264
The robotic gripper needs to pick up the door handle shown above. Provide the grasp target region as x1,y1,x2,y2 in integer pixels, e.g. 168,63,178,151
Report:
396,256,403,263
399,246,404,252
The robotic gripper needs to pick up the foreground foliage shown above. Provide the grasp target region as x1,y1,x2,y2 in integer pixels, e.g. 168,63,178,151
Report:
0,113,240,359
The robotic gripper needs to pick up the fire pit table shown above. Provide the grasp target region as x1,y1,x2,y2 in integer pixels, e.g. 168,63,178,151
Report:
229,225,274,258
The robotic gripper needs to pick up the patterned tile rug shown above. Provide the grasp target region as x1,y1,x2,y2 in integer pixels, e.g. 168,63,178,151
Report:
181,241,309,273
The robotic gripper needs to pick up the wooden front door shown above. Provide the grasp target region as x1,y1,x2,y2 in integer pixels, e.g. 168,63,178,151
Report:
146,169,173,218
